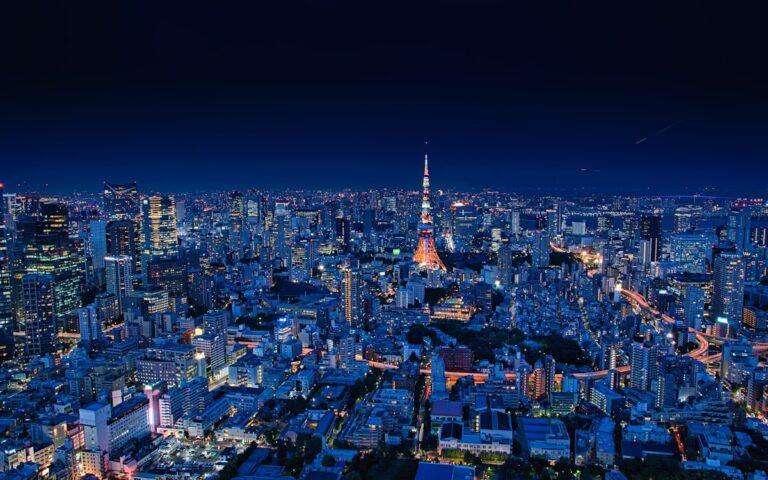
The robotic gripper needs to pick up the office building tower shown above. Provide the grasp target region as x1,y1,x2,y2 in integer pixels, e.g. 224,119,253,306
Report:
78,304,102,344
431,354,448,400
530,232,550,269
629,342,658,392
105,255,133,313
670,232,711,274
17,201,84,316
683,286,705,330
106,219,139,273
335,216,351,251
452,204,479,244
89,220,108,278
273,201,290,261
0,183,13,359
498,246,515,287
340,266,363,327
544,355,556,402
103,181,139,220
510,210,521,236
140,194,179,279
712,251,745,323
546,208,561,239
640,214,662,263
413,154,446,270
728,208,751,253
21,274,57,357
190,273,214,310
289,240,310,282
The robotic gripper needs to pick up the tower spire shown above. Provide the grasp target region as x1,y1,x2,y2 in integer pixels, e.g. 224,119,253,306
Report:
413,147,446,271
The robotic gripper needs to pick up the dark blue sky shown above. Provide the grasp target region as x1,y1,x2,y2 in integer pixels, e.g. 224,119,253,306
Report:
2,1,767,194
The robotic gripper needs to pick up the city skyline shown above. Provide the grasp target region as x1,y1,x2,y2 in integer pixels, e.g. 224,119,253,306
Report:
3,3,768,480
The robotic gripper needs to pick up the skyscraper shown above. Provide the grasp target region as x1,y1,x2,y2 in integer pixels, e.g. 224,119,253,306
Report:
78,304,102,344
530,232,550,269
640,214,662,264
105,255,134,312
273,201,290,261
413,154,446,270
140,194,179,280
340,265,362,327
712,251,745,323
630,342,658,392
17,201,84,316
107,218,140,274
335,216,351,251
670,232,711,274
728,208,751,253
89,219,108,280
431,354,448,400
0,182,13,359
683,286,705,330
103,181,139,220
21,273,57,357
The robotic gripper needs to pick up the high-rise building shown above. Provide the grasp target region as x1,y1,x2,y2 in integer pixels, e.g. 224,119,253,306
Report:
683,286,705,330
431,354,448,400
89,220,108,278
639,214,662,264
340,266,362,327
544,355,556,402
530,232,550,269
0,182,13,360
17,201,84,316
413,154,446,270
546,208,561,239
21,273,57,357
630,342,658,392
140,194,179,280
510,210,521,236
78,304,102,344
105,255,133,313
335,216,351,251
712,251,745,323
103,181,139,220
670,232,711,274
106,219,139,273
728,208,751,253
452,204,479,244
498,246,515,287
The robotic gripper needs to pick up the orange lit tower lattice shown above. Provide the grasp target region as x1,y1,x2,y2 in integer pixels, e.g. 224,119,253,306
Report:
413,153,447,271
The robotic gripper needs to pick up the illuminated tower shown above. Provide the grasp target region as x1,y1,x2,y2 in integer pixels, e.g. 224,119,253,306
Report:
413,154,446,271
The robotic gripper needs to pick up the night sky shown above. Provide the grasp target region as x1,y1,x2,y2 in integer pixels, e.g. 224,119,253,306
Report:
2,1,767,194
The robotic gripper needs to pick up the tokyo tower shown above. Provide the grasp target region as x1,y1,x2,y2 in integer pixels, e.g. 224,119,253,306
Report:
413,153,447,271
